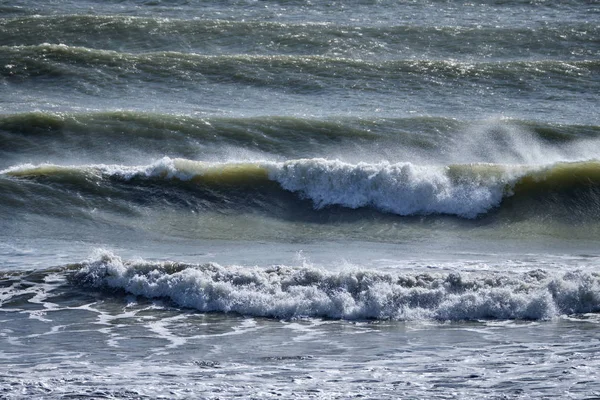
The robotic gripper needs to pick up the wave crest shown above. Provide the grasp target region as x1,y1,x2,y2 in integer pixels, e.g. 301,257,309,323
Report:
5,157,600,218
270,159,514,218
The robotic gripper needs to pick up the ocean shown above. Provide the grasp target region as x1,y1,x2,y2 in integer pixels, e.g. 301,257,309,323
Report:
1,0,600,398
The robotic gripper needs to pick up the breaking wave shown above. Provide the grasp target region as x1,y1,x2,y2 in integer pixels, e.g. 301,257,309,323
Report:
65,250,600,321
3,157,600,219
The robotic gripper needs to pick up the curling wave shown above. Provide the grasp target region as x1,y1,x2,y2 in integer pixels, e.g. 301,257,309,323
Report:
4,157,600,219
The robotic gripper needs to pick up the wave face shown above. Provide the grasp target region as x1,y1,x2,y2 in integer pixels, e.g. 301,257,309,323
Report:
3,112,600,170
4,157,600,220
65,251,600,321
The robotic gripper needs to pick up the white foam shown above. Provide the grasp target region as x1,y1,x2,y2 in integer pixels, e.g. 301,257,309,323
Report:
72,251,600,321
268,158,517,218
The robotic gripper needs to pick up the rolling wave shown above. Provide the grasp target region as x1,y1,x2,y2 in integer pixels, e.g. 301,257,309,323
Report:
2,111,599,166
6,250,586,321
2,44,598,93
0,111,383,162
3,250,599,321
3,157,600,219
3,111,598,142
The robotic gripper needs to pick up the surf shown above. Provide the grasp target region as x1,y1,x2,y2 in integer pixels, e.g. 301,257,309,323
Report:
2,250,594,321
3,157,600,220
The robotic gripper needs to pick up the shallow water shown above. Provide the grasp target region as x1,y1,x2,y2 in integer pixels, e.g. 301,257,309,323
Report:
3,287,600,398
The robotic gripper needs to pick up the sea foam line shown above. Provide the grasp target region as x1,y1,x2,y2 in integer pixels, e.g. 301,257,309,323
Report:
71,251,600,321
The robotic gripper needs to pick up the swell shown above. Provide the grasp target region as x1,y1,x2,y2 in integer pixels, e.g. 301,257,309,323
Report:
2,111,599,166
5,251,599,321
1,15,597,59
2,44,598,93
3,158,600,220
0,111,383,164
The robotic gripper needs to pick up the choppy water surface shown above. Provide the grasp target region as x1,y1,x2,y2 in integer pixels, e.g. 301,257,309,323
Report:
1,0,600,398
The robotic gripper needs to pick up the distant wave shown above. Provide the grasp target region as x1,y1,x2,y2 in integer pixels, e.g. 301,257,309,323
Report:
2,111,599,166
4,157,600,219
2,44,597,93
1,15,597,59
62,250,600,321
5,43,598,73
0,111,384,158
3,111,598,141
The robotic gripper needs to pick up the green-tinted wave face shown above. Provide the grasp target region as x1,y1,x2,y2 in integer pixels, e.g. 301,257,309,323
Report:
2,111,600,169
3,158,600,226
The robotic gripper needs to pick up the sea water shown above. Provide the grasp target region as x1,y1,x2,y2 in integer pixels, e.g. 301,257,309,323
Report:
1,1,600,398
